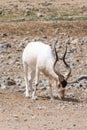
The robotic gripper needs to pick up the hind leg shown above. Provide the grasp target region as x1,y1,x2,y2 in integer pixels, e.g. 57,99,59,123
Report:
23,62,30,97
28,71,35,97
32,66,39,100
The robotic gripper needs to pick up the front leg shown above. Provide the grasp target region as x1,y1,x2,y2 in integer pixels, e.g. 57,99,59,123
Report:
32,84,38,100
47,85,54,100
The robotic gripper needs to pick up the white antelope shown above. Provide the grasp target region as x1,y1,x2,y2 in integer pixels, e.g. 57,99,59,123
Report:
22,41,71,100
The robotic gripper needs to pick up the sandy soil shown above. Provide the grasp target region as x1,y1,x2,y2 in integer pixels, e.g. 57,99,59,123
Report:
0,88,87,130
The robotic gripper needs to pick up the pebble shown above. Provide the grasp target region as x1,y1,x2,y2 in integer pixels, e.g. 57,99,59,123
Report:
36,13,44,17
0,33,7,37
51,38,58,44
1,83,9,89
25,8,31,16
6,79,16,86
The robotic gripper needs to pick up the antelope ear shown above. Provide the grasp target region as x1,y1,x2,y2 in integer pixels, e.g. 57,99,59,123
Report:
53,43,60,76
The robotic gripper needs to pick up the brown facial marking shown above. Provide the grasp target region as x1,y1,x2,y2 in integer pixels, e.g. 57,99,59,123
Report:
57,79,67,99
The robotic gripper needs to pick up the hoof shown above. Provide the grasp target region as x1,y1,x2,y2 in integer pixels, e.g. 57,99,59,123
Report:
50,96,54,101
25,92,30,98
32,96,38,100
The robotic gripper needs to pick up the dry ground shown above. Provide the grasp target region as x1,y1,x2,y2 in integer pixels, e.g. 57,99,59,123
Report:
0,0,87,130
0,88,87,130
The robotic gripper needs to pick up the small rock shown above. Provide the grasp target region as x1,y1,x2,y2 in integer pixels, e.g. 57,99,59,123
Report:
71,39,79,44
1,84,8,89
0,33,7,37
51,38,58,44
6,43,11,48
24,119,28,122
0,44,4,50
42,35,47,39
73,124,76,127
67,92,75,98
25,8,31,16
13,115,19,118
55,28,60,34
65,37,73,44
19,37,29,48
32,115,36,119
32,37,41,42
0,9,3,15
7,79,16,86
22,37,29,42
36,13,44,17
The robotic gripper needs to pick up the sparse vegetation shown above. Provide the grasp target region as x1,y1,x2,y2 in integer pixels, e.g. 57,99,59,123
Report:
0,0,87,22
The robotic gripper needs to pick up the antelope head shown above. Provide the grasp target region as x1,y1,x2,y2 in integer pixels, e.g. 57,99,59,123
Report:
53,44,71,99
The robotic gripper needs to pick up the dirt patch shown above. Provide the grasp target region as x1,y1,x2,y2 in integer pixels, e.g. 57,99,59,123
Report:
0,88,87,130
0,21,87,37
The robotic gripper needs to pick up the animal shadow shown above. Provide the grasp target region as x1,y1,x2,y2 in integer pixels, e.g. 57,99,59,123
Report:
38,95,79,103
62,97,79,103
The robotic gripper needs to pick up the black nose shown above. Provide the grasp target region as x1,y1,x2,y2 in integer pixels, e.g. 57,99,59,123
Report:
61,96,64,100
61,80,67,88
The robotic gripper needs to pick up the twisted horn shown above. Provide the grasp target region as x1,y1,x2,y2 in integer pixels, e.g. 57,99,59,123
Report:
53,44,64,80
62,45,71,80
